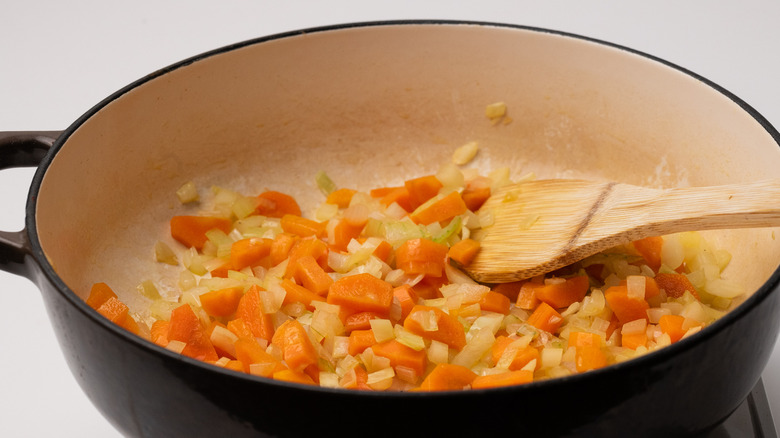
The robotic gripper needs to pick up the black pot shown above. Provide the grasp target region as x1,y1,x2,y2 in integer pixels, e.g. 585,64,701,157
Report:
2,21,779,437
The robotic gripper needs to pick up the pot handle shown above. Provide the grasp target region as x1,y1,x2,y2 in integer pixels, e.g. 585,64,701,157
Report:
0,131,60,278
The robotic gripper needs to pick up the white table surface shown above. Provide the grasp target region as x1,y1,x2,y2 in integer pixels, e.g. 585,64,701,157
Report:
1,2,779,436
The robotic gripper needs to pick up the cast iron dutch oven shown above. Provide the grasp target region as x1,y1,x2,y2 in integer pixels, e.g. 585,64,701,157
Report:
1,21,779,437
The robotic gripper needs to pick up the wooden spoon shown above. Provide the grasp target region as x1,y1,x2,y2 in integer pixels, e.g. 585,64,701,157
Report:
461,179,780,284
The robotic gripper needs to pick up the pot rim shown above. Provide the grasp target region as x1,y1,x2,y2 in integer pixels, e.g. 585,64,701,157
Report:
25,19,780,397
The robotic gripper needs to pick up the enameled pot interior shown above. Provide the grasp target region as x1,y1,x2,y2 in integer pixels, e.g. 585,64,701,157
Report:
35,23,780,323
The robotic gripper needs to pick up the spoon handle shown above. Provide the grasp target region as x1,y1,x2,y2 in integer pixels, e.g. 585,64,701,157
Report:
593,179,780,240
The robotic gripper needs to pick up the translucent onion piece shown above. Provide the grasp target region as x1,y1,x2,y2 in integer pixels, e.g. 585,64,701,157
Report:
176,181,199,204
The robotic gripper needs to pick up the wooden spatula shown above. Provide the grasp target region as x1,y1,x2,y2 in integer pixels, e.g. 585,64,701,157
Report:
461,179,780,284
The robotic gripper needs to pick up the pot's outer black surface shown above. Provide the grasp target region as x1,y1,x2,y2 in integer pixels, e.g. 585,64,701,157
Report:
2,21,780,437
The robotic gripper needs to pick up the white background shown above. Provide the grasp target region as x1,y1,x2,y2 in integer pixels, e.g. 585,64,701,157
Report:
1,1,779,436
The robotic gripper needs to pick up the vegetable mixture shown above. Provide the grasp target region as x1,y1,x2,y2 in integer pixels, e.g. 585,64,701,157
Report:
87,145,745,391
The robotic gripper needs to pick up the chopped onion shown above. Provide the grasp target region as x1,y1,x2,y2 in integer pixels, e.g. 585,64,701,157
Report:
485,102,507,119
210,325,238,357
332,336,350,359
366,367,395,390
319,372,340,389
176,181,199,204
165,340,186,354
452,141,479,166
705,278,746,299
437,161,466,188
394,325,425,351
646,307,672,324
621,319,647,335
444,262,477,285
626,275,646,299
452,329,495,368
315,202,339,222
540,347,563,369
232,195,260,220
661,234,685,271
137,280,161,300
154,241,179,265
427,340,449,364
410,310,439,332
369,319,395,343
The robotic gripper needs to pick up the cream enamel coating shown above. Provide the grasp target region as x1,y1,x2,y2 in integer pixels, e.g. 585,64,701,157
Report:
33,24,780,318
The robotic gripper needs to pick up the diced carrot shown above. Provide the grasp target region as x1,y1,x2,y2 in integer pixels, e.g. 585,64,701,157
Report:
372,240,393,263
535,275,589,309
447,238,481,267
585,264,606,281
376,186,413,212
477,290,511,315
280,214,326,238
461,177,492,212
405,175,443,211
515,282,543,310
168,304,218,362
396,238,449,277
284,237,329,278
568,331,603,348
343,311,385,332
348,329,377,356
412,275,447,300
353,365,371,390
655,272,699,299
273,369,317,385
271,319,318,373
326,188,357,208
417,363,476,391
492,281,524,302
234,337,287,375
658,314,688,343
226,318,255,340
410,191,468,225
526,302,563,333
200,286,244,318
170,215,232,250
393,284,419,321
491,336,540,371
404,305,466,350
605,314,620,340
326,273,394,314
281,278,326,310
371,339,428,377
369,186,396,198
96,296,140,335
575,345,607,372
230,237,272,270
270,233,298,266
621,330,648,350
632,236,664,272
471,370,533,389
604,285,650,324
329,219,364,252
234,285,275,342
255,190,301,218
223,360,245,373
292,255,333,296
150,320,170,347
208,259,232,278
86,282,117,310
